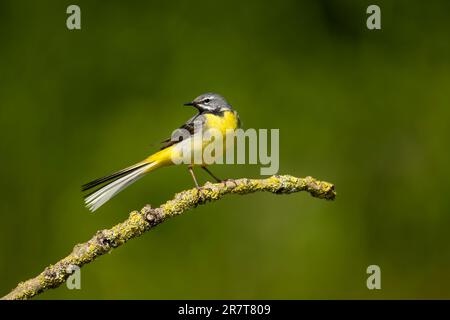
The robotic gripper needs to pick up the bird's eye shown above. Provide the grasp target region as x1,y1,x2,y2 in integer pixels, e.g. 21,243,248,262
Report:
203,98,210,103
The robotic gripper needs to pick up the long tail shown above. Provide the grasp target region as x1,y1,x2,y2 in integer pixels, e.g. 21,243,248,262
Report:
82,161,158,212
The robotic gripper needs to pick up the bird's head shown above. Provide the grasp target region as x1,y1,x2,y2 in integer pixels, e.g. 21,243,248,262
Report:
184,93,232,113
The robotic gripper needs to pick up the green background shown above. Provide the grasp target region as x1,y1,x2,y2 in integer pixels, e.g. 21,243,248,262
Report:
1,0,449,299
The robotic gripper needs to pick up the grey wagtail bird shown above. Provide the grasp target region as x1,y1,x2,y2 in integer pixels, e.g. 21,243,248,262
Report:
82,93,241,212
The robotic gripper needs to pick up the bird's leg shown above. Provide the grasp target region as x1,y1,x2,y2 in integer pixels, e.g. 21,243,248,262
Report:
201,166,221,183
201,166,236,188
188,166,212,202
188,165,200,188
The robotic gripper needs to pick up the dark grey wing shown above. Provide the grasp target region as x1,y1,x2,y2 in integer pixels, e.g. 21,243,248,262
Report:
160,113,205,150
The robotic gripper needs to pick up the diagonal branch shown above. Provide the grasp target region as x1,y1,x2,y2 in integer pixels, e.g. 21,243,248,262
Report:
1,175,336,300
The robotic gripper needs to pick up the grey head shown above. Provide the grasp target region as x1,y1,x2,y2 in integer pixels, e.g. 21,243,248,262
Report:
184,93,232,113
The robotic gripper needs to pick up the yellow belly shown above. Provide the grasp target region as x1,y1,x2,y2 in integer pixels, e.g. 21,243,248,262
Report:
198,111,239,164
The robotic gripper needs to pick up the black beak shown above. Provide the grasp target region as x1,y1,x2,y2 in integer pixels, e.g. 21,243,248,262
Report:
183,101,196,106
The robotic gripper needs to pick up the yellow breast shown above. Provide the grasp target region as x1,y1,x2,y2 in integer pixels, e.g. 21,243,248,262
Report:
204,110,239,134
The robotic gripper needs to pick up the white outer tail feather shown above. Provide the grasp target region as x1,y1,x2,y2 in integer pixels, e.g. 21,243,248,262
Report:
84,162,154,212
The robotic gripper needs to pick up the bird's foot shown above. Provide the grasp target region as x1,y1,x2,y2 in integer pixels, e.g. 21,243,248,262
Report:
195,185,214,202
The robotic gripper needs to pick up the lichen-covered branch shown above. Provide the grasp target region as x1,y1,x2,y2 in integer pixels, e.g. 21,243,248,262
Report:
1,175,336,300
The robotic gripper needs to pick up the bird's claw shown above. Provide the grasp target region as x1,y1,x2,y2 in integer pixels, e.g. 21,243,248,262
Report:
195,185,213,202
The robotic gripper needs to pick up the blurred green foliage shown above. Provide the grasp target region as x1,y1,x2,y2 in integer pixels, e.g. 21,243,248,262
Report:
1,0,450,299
